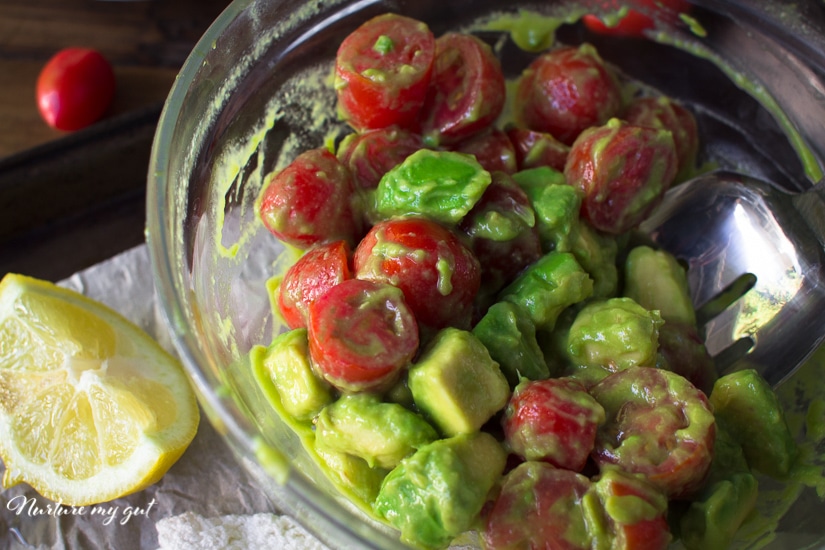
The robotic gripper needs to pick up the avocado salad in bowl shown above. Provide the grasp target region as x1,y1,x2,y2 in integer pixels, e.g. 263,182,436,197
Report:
146,0,825,548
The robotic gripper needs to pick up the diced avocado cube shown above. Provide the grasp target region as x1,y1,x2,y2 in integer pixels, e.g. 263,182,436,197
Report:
251,328,334,422
313,446,388,507
513,167,581,253
408,328,510,436
624,245,696,325
314,393,438,469
566,297,664,373
572,221,619,298
499,251,594,331
374,431,507,549
472,301,550,387
374,149,491,225
710,369,798,478
679,473,759,550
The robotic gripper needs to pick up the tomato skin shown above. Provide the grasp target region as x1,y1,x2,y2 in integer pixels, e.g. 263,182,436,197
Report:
583,0,693,38
335,14,435,131
589,367,716,499
507,128,570,172
337,126,425,189
353,217,481,330
259,147,364,249
502,377,605,472
564,119,678,235
36,47,116,131
483,461,595,550
459,172,542,297
307,278,418,393
277,240,352,330
419,32,507,146
624,96,699,180
515,44,623,146
450,128,518,175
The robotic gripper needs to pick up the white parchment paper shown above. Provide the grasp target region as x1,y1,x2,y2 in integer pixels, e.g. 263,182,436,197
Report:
0,244,329,550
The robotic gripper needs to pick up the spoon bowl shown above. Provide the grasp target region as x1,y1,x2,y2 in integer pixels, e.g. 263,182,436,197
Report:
641,171,825,387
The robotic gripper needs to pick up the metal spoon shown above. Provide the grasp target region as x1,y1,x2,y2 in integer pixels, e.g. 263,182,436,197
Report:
640,171,825,387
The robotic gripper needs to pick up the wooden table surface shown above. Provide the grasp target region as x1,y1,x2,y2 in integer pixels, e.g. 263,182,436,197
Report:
0,0,231,281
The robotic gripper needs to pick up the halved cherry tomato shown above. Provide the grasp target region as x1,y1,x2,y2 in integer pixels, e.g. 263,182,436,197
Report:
307,278,418,393
450,128,518,174
502,377,605,472
507,128,570,172
277,240,352,330
564,119,678,235
259,147,364,249
515,43,623,146
583,0,692,38
36,47,116,131
419,32,506,146
336,126,425,189
589,367,716,499
353,217,480,330
459,172,542,297
335,14,435,131
483,461,595,549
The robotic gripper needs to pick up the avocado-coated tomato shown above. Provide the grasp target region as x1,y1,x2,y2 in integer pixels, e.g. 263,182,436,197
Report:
308,278,418,393
337,126,425,189
419,32,506,146
353,217,481,330
589,367,716,499
515,43,623,146
502,377,605,472
450,128,518,175
277,240,352,330
259,147,364,249
335,13,435,131
507,128,570,172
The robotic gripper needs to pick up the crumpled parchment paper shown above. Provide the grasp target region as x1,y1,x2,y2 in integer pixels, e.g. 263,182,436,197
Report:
0,244,329,550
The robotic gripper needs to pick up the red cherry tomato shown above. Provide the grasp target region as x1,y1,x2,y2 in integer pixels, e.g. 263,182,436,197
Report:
582,0,692,38
277,240,352,330
502,377,605,472
564,119,678,235
336,126,425,189
36,47,116,131
308,278,419,393
335,14,435,131
450,128,518,175
353,217,481,330
515,43,623,146
259,147,364,249
589,367,716,499
506,128,570,172
419,32,507,146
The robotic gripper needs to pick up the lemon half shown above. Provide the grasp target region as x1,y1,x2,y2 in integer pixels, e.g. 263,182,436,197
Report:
0,273,199,506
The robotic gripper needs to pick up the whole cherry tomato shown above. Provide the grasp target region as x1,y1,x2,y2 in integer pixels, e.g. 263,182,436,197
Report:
36,47,116,131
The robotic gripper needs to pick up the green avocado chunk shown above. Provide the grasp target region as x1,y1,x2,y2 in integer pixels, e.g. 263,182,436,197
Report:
472,301,551,387
251,328,334,422
373,431,507,549
571,221,619,298
499,251,594,332
566,297,664,381
314,393,438,470
374,149,491,225
408,327,510,437
624,245,696,325
512,166,581,253
679,473,759,550
709,369,798,478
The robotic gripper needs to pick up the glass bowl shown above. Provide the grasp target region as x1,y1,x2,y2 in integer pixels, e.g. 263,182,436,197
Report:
146,0,825,548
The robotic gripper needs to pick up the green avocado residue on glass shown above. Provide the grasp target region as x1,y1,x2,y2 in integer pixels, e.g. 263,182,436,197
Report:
374,149,492,225
484,9,586,52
